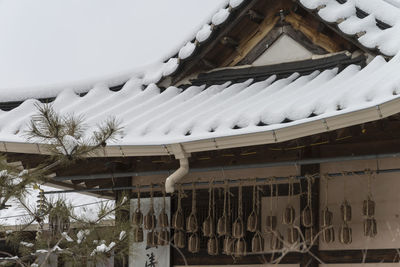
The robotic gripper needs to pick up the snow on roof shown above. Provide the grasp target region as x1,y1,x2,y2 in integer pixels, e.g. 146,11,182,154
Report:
1,0,399,102
0,185,108,226
0,0,230,101
0,54,399,155
299,0,400,56
0,0,399,154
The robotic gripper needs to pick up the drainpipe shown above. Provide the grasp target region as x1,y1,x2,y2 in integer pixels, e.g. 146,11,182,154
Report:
165,144,190,193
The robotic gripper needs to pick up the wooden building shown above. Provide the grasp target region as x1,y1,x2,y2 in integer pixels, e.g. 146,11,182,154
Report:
1,0,400,266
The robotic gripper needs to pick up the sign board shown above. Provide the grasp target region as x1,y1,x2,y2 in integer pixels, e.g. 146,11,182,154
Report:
130,197,170,267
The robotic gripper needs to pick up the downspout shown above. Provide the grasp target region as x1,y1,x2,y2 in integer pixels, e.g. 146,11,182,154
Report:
165,157,189,193
165,144,190,193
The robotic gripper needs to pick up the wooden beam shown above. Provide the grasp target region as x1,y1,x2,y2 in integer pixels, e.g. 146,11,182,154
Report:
173,249,400,265
166,0,261,85
220,36,239,48
285,12,344,53
283,25,327,55
319,249,400,263
295,0,380,58
225,4,282,67
45,180,114,198
200,58,217,69
238,22,329,66
238,25,283,65
192,53,364,85
247,9,265,24
173,250,304,265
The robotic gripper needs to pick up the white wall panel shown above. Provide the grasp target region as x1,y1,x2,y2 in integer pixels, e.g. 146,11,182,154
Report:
320,158,400,250
253,34,312,66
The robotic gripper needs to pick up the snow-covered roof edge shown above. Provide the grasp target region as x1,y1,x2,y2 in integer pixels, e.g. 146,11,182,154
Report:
3,0,398,102
157,0,400,87
141,0,248,86
0,95,398,157
0,0,246,102
298,0,400,57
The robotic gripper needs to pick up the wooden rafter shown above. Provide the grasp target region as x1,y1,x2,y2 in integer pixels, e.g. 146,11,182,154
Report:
163,0,360,87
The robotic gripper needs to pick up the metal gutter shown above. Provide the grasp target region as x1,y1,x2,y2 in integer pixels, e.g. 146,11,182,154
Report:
1,97,400,157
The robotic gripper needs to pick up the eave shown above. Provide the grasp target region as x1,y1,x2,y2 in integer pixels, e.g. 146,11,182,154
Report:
1,96,398,157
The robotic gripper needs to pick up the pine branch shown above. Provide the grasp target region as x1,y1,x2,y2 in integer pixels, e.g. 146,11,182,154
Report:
26,103,122,163
1,103,125,265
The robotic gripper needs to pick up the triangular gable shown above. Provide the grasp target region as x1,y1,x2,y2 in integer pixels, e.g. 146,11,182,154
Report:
252,34,314,66
160,0,397,87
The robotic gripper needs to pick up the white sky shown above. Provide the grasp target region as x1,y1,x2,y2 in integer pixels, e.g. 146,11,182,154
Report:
0,0,228,100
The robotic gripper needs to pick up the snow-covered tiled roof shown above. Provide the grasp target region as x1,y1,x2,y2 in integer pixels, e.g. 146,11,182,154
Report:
0,0,400,155
0,54,399,156
1,0,399,103
299,0,400,56
0,185,107,226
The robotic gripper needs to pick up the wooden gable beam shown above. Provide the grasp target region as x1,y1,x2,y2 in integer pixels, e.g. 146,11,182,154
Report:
162,0,362,87
295,0,383,59
165,0,261,85
212,1,357,68
247,9,265,24
220,36,239,48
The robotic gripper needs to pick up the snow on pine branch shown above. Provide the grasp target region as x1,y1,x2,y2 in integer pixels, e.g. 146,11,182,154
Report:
27,103,122,161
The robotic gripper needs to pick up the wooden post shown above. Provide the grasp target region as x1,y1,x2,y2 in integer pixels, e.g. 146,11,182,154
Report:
300,163,320,267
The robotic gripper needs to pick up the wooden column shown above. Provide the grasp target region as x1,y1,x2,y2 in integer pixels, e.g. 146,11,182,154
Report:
300,163,320,267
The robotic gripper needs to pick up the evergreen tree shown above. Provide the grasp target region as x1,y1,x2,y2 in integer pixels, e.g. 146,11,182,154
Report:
0,104,129,267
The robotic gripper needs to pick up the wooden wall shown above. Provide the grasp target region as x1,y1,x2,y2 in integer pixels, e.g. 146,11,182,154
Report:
168,157,400,265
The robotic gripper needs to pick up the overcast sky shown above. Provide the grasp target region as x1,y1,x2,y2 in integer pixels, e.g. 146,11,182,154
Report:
0,0,228,97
